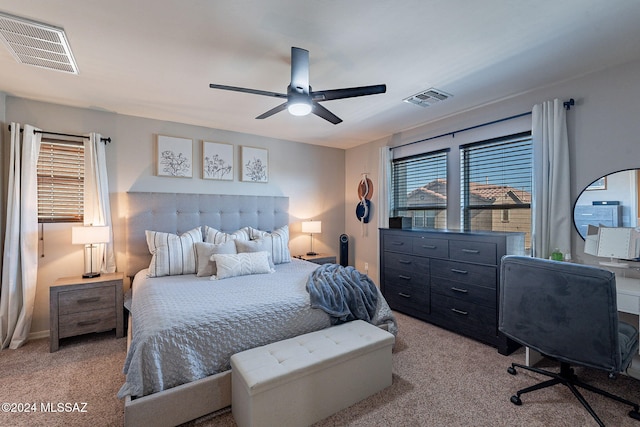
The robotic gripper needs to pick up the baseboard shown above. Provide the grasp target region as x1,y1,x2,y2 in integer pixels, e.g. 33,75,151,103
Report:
29,330,49,341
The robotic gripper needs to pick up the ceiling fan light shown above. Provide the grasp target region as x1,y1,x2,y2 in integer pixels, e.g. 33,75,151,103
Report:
288,101,312,116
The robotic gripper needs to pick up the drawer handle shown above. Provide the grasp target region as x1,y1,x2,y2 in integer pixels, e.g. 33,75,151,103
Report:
399,259,412,264
77,319,101,327
398,292,411,298
451,308,468,316
391,241,405,246
78,297,101,304
451,287,468,294
450,268,468,275
421,245,437,249
580,213,593,216
398,275,411,280
461,249,480,254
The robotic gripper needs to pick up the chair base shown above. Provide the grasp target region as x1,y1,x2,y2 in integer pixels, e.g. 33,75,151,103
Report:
508,361,640,427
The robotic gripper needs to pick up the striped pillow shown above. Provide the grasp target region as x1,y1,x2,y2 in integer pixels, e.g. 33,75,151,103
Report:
248,225,291,264
145,227,202,277
204,226,252,244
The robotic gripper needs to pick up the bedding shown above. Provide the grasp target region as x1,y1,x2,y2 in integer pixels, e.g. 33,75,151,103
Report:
118,258,396,400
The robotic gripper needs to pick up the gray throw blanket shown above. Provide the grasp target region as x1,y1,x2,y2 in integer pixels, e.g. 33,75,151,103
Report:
306,263,379,325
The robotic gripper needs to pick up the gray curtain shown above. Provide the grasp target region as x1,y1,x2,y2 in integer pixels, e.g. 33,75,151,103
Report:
531,99,571,259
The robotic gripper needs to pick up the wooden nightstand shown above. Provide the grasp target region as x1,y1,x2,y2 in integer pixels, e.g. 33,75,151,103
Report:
49,272,124,352
296,253,337,265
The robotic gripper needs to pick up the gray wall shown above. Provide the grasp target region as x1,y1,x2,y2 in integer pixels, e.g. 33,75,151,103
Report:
345,58,640,285
1,99,345,335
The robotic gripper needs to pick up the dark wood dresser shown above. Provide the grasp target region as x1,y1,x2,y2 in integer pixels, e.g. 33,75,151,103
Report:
380,228,525,355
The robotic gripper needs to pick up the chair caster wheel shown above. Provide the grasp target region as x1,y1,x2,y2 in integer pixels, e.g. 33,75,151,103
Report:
507,366,517,375
630,410,640,421
510,395,522,406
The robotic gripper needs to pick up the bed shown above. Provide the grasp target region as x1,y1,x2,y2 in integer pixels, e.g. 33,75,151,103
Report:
119,192,396,427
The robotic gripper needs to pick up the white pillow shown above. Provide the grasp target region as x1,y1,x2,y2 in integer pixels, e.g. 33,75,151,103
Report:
250,225,291,264
211,251,274,280
234,238,275,268
204,226,251,244
146,227,202,277
194,240,237,277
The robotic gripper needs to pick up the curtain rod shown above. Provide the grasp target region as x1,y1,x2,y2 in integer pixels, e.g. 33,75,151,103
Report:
7,125,111,144
390,98,575,151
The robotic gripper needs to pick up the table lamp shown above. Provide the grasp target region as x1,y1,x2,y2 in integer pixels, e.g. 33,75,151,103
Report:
72,225,110,278
301,220,322,256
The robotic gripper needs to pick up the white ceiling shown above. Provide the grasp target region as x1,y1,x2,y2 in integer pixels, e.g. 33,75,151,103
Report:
1,1,640,149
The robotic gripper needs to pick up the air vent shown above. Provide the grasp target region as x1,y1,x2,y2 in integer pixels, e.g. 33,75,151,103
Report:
0,12,78,74
403,88,452,108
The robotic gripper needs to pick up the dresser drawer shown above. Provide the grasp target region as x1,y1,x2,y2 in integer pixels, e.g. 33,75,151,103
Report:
59,308,117,338
431,259,496,288
383,281,430,316
431,278,496,309
384,252,430,275
383,234,413,254
431,294,496,341
412,236,448,258
58,286,115,315
449,240,497,265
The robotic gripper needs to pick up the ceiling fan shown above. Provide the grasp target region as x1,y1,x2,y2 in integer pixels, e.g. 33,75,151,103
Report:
209,47,386,124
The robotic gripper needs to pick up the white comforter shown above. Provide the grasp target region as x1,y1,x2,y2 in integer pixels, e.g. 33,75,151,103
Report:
118,259,334,398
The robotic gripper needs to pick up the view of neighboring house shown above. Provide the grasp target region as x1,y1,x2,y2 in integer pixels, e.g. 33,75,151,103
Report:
404,179,532,249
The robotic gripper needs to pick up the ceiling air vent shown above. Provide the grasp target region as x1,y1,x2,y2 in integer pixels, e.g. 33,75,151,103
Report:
0,12,78,74
403,88,452,108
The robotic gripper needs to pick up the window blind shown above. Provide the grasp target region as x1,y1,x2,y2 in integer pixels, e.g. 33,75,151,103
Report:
37,139,84,222
392,149,448,229
460,132,532,242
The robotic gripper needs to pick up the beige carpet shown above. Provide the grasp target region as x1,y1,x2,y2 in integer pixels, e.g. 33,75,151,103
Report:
2,312,639,426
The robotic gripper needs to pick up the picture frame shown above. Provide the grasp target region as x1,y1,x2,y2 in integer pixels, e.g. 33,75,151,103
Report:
156,135,193,178
202,141,234,180
586,176,606,191
241,146,268,183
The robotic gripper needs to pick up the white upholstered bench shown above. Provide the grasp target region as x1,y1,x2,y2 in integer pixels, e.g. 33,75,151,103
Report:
230,320,395,427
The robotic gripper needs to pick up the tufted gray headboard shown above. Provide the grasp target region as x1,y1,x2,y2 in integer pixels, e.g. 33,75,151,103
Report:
125,192,289,277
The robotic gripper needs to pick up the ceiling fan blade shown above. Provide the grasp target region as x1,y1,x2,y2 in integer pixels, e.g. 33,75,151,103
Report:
312,103,342,125
290,47,310,93
209,83,287,99
311,84,386,101
256,102,289,120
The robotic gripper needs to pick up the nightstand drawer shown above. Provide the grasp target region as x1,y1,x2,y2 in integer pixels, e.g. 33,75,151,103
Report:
59,308,116,338
58,286,115,315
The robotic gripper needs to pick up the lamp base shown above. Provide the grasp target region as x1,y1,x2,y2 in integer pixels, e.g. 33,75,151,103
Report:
82,272,101,279
306,252,318,256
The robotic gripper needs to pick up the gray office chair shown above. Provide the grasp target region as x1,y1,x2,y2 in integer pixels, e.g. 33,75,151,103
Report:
499,255,640,426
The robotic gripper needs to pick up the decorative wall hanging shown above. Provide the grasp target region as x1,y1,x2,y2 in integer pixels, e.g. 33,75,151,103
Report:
156,135,193,178
203,141,233,180
356,173,373,236
241,146,268,182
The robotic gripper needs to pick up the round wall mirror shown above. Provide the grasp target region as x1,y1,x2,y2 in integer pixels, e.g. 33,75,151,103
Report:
573,169,639,239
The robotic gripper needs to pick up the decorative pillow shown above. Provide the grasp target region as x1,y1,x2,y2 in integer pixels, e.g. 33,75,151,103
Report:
211,252,274,280
253,225,291,264
145,227,202,277
194,240,237,277
234,238,275,268
204,226,251,244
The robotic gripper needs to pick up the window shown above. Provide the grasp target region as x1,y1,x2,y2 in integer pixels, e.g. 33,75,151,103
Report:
392,149,448,229
37,139,84,223
460,132,532,248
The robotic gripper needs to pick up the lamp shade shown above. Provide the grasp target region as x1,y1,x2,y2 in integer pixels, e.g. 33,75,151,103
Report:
72,225,111,245
301,221,322,234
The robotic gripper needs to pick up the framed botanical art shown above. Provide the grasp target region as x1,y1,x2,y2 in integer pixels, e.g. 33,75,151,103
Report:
156,135,193,178
241,146,268,183
202,141,234,180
